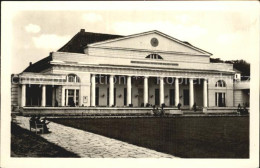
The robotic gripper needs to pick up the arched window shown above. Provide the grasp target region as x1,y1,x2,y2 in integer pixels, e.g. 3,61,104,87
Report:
67,74,80,83
146,53,163,60
215,80,226,87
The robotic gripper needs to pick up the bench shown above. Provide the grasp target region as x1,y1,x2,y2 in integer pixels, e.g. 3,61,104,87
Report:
29,121,44,134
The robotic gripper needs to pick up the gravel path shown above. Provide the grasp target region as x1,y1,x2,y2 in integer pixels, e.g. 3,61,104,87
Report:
15,116,177,158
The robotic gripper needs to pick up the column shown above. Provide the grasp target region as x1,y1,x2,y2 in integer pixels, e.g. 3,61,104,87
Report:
109,75,114,106
61,86,65,106
41,85,46,107
203,79,208,107
21,84,26,107
143,76,149,106
91,74,96,106
160,77,164,106
79,88,82,106
175,77,179,106
127,76,132,106
189,78,194,109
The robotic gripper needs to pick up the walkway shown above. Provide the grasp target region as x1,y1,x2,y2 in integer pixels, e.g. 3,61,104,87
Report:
15,116,176,158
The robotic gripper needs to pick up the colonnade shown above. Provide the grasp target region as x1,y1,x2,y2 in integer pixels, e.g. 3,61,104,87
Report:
20,74,208,108
90,74,208,108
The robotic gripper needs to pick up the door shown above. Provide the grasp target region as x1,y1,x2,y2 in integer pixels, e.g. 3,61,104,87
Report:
114,88,116,106
218,92,225,107
68,89,74,106
138,88,143,107
95,87,99,106
169,89,175,106
183,89,189,106
124,88,127,106
155,89,160,106
216,92,226,107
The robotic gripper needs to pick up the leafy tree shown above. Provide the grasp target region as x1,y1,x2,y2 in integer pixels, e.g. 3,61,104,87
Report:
210,58,250,78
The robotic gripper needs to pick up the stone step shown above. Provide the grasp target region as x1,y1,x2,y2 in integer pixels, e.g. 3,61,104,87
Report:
182,110,203,114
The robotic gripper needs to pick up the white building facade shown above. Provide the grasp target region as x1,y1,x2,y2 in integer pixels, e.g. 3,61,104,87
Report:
11,30,249,114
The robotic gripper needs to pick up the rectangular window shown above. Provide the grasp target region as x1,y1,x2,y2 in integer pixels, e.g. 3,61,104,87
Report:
68,76,74,82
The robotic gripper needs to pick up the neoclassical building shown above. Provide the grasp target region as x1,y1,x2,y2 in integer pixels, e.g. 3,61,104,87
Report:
11,29,249,115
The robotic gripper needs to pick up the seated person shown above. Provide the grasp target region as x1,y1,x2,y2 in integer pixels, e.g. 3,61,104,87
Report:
40,117,51,133
36,115,51,133
30,115,36,122
35,115,41,124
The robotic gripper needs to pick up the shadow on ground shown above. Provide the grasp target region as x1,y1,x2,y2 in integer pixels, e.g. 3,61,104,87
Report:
11,122,79,157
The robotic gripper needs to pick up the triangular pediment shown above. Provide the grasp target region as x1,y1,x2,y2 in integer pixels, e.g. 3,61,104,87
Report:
88,30,212,56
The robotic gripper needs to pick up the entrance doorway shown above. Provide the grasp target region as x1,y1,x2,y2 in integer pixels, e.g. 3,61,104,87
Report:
155,89,159,106
215,92,226,107
65,89,79,106
95,87,99,106
183,89,190,106
138,88,143,107
169,89,175,106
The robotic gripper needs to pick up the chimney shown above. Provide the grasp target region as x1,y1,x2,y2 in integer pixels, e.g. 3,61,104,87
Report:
80,29,85,33
29,62,32,66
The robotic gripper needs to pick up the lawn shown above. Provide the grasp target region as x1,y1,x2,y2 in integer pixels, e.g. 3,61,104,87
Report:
11,122,79,157
49,116,249,158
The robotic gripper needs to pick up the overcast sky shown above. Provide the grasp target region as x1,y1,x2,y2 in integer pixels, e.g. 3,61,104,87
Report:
3,2,258,74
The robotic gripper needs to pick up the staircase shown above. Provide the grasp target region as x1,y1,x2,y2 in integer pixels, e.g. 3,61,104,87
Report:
181,109,204,115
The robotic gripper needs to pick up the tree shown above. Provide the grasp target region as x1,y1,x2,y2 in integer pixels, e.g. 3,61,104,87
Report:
210,58,250,79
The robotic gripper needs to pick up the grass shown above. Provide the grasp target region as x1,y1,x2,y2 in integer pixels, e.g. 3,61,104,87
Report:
49,116,249,158
11,122,79,157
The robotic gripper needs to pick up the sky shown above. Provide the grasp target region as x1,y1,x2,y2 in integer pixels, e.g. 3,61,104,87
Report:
3,2,259,74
